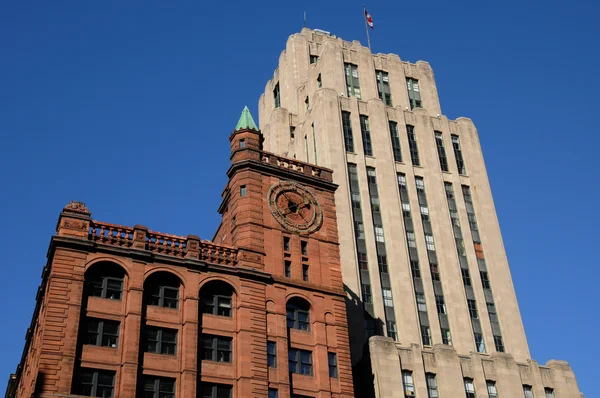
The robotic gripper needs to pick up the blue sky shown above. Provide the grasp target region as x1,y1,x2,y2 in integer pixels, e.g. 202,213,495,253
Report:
1,0,597,394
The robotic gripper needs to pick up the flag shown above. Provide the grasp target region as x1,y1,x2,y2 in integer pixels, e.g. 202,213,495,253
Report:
365,9,374,29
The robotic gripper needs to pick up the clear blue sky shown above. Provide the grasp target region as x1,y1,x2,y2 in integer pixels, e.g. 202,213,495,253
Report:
1,0,597,394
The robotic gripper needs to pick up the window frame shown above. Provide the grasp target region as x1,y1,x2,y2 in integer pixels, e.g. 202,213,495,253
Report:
421,325,432,346
426,373,439,398
341,111,355,152
145,326,177,356
288,348,313,375
406,125,420,166
344,63,362,99
85,318,120,348
147,283,179,309
402,371,415,395
144,376,176,398
452,134,467,174
389,121,402,162
382,288,394,307
267,341,277,367
376,70,392,105
286,301,311,331
87,274,123,301
201,383,232,398
328,352,338,378
77,368,115,398
201,335,232,363
360,115,373,156
434,131,449,172
406,78,422,110
487,381,498,398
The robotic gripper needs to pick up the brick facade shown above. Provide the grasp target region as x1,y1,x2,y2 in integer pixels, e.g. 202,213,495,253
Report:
6,121,354,398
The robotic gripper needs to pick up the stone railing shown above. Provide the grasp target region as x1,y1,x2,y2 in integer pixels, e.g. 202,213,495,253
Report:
148,231,187,257
89,222,134,247
260,151,333,182
200,241,237,266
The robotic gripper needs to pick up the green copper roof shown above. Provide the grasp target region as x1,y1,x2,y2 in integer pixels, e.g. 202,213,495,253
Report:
235,106,258,131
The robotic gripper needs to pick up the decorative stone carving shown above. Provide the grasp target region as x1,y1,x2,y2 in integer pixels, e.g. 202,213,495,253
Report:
267,181,323,235
62,219,87,230
63,201,91,215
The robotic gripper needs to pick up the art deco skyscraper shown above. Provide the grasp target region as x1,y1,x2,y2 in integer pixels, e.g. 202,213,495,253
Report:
259,28,582,397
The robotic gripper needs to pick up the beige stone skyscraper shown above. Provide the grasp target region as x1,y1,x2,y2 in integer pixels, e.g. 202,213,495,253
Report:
259,28,583,397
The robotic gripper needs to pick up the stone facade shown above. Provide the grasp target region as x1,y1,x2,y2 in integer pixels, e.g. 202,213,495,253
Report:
5,118,354,398
258,28,583,397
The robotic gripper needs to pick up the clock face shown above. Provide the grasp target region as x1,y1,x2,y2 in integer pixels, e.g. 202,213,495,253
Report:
267,181,323,234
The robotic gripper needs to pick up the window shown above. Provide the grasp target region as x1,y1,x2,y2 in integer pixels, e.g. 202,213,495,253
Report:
344,63,361,99
434,131,449,172
456,238,467,257
341,111,354,152
374,226,385,243
377,255,388,273
87,269,123,300
468,213,478,231
371,196,381,212
415,177,425,193
301,241,308,256
354,221,365,240
267,341,277,367
416,293,427,312
452,135,466,174
328,352,338,378
406,125,420,166
144,376,175,398
461,269,472,286
302,264,309,281
441,328,452,345
287,298,310,331
273,83,280,108
389,121,402,162
239,139,245,149
284,260,291,277
387,321,397,341
545,388,555,398
145,326,177,355
402,371,415,396
402,202,411,216
474,332,486,353
240,185,246,197
397,173,407,189
376,70,392,105
523,385,534,398
420,206,430,221
351,192,361,208
288,348,313,375
366,167,377,184
231,216,236,229
488,303,499,322
407,232,417,248
305,96,309,111
283,236,291,252
410,260,421,278
76,368,115,398
468,299,478,319
202,335,232,362
435,295,446,314
317,73,322,88
290,125,296,139
201,282,233,317
201,383,232,398
382,288,394,307
464,378,476,398
147,279,179,309
406,78,422,109
425,234,435,251
358,252,368,270
494,335,505,352
450,210,460,226
487,381,498,398
430,263,440,281
360,115,373,156
480,271,491,289
269,389,278,398
85,318,119,348
426,373,439,398
310,54,319,64
361,284,372,304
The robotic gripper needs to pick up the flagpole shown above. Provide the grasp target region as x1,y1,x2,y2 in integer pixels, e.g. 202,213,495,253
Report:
363,4,372,51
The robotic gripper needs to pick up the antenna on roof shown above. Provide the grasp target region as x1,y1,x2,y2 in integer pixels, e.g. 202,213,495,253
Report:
304,11,307,28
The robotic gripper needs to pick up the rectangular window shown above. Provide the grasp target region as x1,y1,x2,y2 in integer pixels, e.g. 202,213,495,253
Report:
360,115,373,156
310,54,319,64
441,328,452,345
301,241,308,256
88,275,123,300
145,326,177,355
397,173,407,189
374,226,385,242
425,234,435,251
357,252,368,270
361,284,372,304
389,121,402,162
410,260,421,278
283,236,291,252
344,63,361,99
376,70,392,105
488,303,499,322
370,196,380,212
452,135,466,174
354,221,365,240
487,381,498,398
269,389,278,398
267,341,277,367
202,335,232,363
386,321,397,341
201,383,232,398
366,167,377,184
464,378,476,398
468,299,478,319
145,376,176,398
434,131,449,172
430,263,440,281
317,73,322,88
426,373,439,398
240,185,246,197
302,264,309,281
328,352,338,378
461,269,472,286
288,348,313,375
435,295,446,314
406,78,422,109
406,125,420,166
377,255,388,273
523,385,534,398
480,271,491,289
415,177,425,193
407,232,417,248
474,332,486,353
545,388,555,398
402,371,415,395
274,83,280,108
341,111,355,152
420,206,430,221
76,368,115,398
494,335,505,352
284,260,291,278
416,293,427,312
85,318,119,348
239,139,245,149
421,326,432,346
351,192,361,209
382,288,394,307
456,238,467,257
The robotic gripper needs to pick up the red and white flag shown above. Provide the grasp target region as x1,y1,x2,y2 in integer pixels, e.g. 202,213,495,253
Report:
365,9,374,29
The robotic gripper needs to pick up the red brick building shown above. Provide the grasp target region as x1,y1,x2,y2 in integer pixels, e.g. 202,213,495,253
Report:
5,108,355,398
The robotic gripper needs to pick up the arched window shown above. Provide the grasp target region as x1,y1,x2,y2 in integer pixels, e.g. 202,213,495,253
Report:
200,281,233,317
85,262,126,300
145,272,181,309
286,297,310,331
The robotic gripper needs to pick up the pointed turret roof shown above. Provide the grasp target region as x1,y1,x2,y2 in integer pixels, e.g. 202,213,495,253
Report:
235,106,258,131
